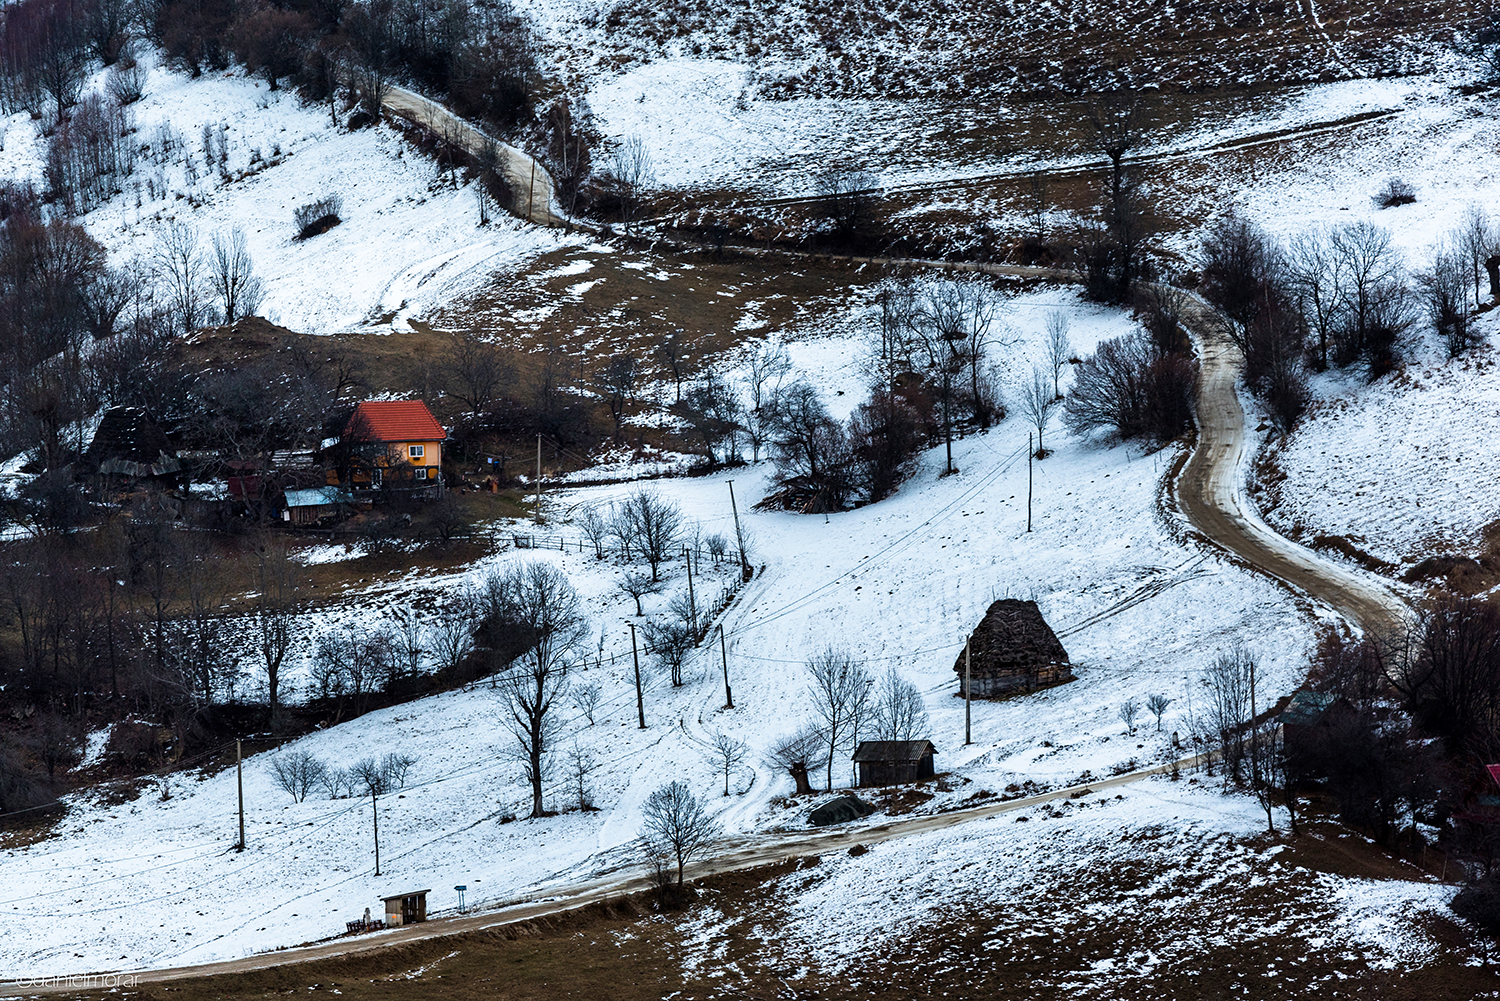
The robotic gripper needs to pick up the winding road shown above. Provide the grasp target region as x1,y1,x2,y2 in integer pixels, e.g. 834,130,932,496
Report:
0,92,1420,998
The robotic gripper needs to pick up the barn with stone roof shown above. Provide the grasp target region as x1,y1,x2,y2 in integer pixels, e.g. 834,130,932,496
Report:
954,599,1074,697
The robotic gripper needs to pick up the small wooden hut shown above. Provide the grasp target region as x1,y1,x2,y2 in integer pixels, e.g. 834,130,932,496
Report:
381,889,430,927
852,740,936,787
955,599,1073,697
82,406,184,492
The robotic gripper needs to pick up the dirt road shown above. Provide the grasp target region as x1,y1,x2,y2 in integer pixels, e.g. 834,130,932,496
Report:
0,756,1200,995
379,85,569,228
1173,295,1410,637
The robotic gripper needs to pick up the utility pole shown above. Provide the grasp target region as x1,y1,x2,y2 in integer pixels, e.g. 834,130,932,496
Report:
1027,433,1034,533
528,161,536,222
964,640,972,746
629,622,646,728
684,547,698,636
718,624,733,709
727,480,748,580
534,434,542,524
236,738,245,851
372,789,381,877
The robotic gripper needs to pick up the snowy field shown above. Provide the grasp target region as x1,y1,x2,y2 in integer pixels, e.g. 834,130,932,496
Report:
0,288,1327,978
0,54,566,334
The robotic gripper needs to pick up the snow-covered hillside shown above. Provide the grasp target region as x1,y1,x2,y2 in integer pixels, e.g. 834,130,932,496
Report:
0,54,566,334
0,288,1318,976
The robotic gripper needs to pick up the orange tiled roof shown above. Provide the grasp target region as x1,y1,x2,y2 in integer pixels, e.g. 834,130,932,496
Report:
346,401,446,443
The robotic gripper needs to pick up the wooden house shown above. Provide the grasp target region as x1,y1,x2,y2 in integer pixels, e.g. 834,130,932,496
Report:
342,400,446,492
954,599,1074,697
852,740,936,787
382,889,430,927
82,406,184,491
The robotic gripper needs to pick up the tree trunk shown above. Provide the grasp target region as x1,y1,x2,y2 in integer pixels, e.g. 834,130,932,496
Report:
1485,254,1500,299
790,763,812,795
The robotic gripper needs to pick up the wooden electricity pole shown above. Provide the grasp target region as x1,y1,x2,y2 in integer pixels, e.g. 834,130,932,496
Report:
1027,433,1034,533
718,624,733,709
727,480,748,579
372,789,381,876
964,640,972,746
630,622,646,728
236,738,245,851
534,434,543,524
684,547,698,635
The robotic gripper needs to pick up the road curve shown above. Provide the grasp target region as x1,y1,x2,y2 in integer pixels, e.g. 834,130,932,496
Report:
0,755,1203,995
1173,295,1409,637
379,84,570,229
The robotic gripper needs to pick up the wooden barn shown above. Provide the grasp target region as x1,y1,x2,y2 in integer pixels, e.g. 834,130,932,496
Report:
852,740,936,787
955,599,1074,697
82,406,184,492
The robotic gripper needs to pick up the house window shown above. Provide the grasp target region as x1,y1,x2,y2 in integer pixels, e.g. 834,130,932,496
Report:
415,467,428,479
408,444,425,460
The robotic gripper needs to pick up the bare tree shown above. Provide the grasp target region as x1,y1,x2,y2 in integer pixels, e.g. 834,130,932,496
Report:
638,780,721,887
1286,229,1341,371
1418,243,1481,358
616,571,664,615
744,340,792,461
1025,169,1048,242
1205,646,1255,781
153,222,203,334
657,331,688,404
1045,311,1072,398
269,750,326,803
566,740,596,810
644,606,695,686
903,280,997,472
447,329,512,417
805,647,872,790
869,666,928,743
387,605,424,683
611,134,654,233
349,756,392,797
618,490,683,582
428,588,477,677
1015,365,1060,458
595,352,638,443
705,729,747,795
487,562,587,817
1146,693,1172,732
1327,220,1410,375
814,167,879,246
380,752,417,788
1119,698,1141,734
579,506,611,559
767,725,824,796
208,227,263,324
253,536,298,722
571,680,602,724
1457,203,1500,306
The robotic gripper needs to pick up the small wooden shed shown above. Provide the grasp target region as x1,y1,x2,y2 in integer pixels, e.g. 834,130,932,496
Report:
955,599,1074,698
852,740,937,787
382,889,430,927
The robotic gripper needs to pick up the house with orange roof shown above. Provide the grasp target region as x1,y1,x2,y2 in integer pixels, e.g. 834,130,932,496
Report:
337,400,447,494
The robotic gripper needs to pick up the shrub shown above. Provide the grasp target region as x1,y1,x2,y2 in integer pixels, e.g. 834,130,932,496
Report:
1063,330,1197,448
1453,874,1500,937
1375,177,1417,208
293,194,342,239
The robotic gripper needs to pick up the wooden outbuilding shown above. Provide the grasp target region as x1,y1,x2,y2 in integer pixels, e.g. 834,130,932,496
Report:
381,889,430,927
283,486,352,525
852,740,936,787
955,599,1074,697
82,406,184,490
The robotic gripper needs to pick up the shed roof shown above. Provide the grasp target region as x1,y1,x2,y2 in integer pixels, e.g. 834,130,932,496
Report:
852,740,936,762
380,889,431,903
345,401,445,443
1279,690,1336,727
285,486,352,508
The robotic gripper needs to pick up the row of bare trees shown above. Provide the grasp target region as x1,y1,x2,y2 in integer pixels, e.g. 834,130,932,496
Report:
1200,208,1498,430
